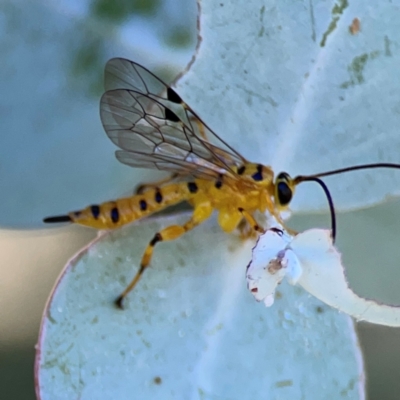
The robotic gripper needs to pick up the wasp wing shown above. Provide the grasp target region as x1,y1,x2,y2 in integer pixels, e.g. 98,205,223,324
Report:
115,151,227,180
101,58,247,179
104,58,168,93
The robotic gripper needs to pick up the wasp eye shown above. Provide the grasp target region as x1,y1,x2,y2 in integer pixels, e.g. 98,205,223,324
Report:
277,182,292,205
277,172,290,181
275,173,293,206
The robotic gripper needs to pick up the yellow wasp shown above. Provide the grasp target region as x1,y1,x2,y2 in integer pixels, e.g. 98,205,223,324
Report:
44,58,400,308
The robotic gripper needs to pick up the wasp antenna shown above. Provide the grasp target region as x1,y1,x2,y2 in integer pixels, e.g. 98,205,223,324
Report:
43,215,72,223
292,162,400,241
294,176,336,243
303,162,400,179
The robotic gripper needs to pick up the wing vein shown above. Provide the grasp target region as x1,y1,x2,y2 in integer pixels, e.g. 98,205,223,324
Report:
100,58,248,180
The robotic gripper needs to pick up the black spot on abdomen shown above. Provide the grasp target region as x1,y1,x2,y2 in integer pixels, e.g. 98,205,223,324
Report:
139,199,147,211
215,180,222,189
110,207,119,223
155,190,163,203
187,182,198,193
237,165,246,175
91,205,100,219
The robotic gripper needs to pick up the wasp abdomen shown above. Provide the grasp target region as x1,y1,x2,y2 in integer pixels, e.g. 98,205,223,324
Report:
44,182,197,230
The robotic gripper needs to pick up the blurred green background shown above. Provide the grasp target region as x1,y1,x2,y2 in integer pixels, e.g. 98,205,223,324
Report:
1,1,400,399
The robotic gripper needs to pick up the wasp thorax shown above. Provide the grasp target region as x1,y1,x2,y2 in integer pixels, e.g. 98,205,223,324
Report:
238,163,274,186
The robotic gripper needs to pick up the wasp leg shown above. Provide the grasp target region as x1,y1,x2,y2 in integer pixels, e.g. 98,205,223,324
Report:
135,173,181,195
272,211,298,237
238,208,265,234
237,218,258,240
115,202,214,309
239,207,298,238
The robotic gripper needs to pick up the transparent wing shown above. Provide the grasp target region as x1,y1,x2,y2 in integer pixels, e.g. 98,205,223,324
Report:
104,58,168,113
116,151,226,180
101,58,247,180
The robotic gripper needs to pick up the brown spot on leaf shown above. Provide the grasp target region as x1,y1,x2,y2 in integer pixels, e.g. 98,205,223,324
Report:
349,18,360,35
267,259,283,274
